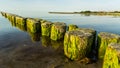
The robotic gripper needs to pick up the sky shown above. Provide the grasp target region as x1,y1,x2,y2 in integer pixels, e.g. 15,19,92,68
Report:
0,0,120,14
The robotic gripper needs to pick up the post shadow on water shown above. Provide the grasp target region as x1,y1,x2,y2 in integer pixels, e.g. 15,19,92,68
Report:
0,14,102,68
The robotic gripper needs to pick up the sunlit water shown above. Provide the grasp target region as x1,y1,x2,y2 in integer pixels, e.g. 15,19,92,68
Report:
0,12,120,68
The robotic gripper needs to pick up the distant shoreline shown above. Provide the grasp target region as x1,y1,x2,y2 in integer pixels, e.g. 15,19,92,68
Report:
49,12,76,14
49,11,120,16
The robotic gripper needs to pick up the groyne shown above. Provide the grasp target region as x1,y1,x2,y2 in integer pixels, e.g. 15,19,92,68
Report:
1,12,120,67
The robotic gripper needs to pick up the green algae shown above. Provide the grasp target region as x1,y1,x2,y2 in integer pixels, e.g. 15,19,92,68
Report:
103,43,120,68
68,24,78,31
41,22,52,36
15,16,26,26
50,22,66,40
98,32,120,59
40,19,48,24
64,29,95,60
26,18,41,33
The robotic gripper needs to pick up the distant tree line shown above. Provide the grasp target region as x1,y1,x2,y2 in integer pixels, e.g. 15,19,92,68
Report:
79,11,120,13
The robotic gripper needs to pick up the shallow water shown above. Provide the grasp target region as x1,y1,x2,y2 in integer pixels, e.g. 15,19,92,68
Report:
0,12,120,68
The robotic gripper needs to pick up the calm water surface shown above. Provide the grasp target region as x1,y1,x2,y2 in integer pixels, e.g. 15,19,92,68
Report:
0,12,120,68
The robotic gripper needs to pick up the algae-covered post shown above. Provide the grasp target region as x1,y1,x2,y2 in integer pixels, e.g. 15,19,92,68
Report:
51,22,66,40
68,24,78,31
15,16,26,26
103,43,120,68
5,13,10,19
1,12,5,16
40,19,48,24
98,32,120,59
41,22,52,36
10,14,19,24
64,28,96,60
26,18,41,33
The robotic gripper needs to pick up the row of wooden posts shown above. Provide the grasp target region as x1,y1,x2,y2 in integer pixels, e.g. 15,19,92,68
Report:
1,12,120,68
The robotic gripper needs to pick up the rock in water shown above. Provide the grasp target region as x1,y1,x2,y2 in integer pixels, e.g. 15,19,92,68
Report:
64,28,96,60
41,22,52,36
103,43,120,68
68,24,78,31
98,32,120,59
26,18,41,33
51,22,66,40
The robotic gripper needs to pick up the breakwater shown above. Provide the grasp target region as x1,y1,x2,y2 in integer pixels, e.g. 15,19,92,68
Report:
1,12,120,68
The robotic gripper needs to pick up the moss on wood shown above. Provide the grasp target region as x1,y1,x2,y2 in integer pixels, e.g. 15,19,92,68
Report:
98,32,120,59
41,22,52,36
26,18,41,33
15,16,26,26
103,43,120,68
64,29,95,60
68,24,78,31
50,22,66,40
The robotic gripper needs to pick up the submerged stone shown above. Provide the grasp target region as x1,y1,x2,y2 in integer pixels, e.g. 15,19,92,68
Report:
98,32,120,59
103,43,120,68
41,22,52,36
26,18,41,33
51,22,66,40
68,24,78,31
64,29,95,60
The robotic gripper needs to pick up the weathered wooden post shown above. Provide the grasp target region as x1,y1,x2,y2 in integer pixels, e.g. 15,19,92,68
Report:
98,32,120,59
68,24,78,31
1,12,4,16
26,18,41,33
64,28,96,60
41,22,52,36
6,13,10,19
15,16,26,26
40,19,48,24
103,43,120,68
10,15,15,23
51,22,66,40
1,12,7,18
